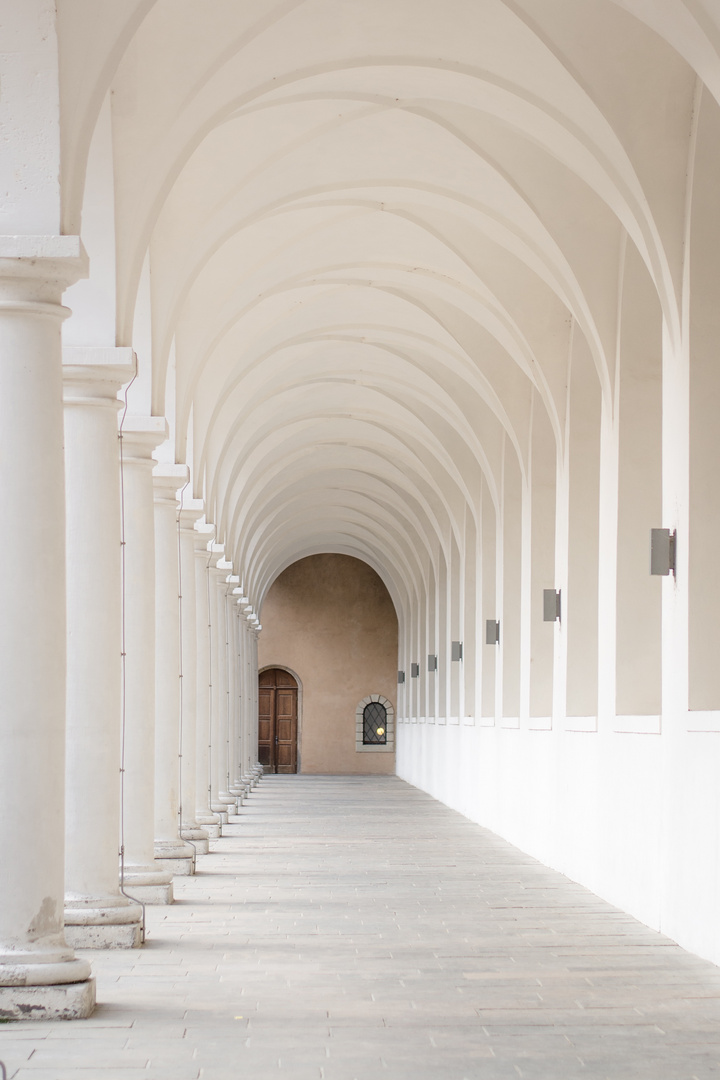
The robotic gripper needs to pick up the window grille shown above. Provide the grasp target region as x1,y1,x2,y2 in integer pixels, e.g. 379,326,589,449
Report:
363,701,387,744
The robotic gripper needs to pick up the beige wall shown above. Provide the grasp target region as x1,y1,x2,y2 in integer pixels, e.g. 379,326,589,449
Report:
258,554,398,774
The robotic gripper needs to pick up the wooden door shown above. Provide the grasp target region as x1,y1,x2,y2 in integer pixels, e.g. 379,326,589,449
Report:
258,668,298,774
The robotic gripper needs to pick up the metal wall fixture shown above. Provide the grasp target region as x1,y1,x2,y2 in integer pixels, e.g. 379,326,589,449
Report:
397,670,405,684
411,662,420,678
650,528,677,576
485,619,500,645
543,589,561,622
451,641,463,662
427,654,438,672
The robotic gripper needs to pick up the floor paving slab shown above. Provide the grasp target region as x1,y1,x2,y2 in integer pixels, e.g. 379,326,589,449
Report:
3,776,720,1078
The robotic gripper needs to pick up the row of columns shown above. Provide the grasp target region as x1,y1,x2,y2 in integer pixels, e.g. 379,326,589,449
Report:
0,247,261,1019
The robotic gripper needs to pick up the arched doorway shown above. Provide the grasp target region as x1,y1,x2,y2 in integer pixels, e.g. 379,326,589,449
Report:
258,668,299,774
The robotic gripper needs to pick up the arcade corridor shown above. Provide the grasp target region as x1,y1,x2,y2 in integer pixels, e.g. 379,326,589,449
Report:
3,776,720,1080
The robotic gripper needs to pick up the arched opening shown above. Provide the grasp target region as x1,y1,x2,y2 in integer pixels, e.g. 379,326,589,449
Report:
258,554,398,774
258,667,299,775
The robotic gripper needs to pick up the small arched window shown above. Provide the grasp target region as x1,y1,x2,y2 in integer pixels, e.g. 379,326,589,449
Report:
363,701,387,745
356,694,394,753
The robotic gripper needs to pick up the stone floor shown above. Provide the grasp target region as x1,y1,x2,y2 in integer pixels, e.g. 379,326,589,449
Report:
3,775,720,1079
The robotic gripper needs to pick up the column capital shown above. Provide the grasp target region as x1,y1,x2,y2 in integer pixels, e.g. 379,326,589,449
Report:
208,543,225,570
62,347,136,406
178,497,205,533
152,463,189,504
120,415,168,464
193,523,215,558
0,235,88,304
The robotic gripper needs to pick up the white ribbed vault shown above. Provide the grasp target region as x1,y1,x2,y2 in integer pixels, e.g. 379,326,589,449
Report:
58,0,711,621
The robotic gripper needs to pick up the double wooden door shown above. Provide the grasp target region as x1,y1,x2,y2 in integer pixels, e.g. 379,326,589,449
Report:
258,668,298,773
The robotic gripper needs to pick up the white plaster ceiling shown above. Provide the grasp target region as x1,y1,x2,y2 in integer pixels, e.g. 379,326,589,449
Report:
56,0,718,616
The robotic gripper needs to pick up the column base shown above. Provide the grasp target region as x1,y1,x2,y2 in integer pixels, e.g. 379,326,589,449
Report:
181,826,210,855
199,822,221,839
120,865,173,905
64,901,143,949
64,923,141,950
196,812,222,839
210,803,230,824
154,839,196,876
0,978,95,1020
154,856,195,876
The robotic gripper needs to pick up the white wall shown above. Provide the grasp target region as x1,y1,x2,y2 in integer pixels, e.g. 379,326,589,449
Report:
396,715,720,966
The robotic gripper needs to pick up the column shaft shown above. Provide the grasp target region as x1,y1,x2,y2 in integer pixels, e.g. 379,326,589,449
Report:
178,502,209,854
209,559,235,817
62,348,142,948
250,625,263,781
0,238,94,1019
153,467,195,875
194,529,221,837
119,417,173,905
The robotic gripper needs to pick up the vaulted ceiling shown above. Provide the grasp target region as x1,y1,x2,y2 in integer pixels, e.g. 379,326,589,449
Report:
57,0,719,616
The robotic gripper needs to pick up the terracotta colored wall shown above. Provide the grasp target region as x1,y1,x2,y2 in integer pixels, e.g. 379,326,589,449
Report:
258,554,398,774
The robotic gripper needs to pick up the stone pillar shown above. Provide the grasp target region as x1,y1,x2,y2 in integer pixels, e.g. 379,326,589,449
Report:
116,417,173,905
226,577,243,806
194,525,221,839
62,348,143,949
232,593,249,798
234,599,249,798
209,557,236,818
239,611,255,789
250,623,264,782
0,237,94,1019
178,500,210,855
153,466,195,875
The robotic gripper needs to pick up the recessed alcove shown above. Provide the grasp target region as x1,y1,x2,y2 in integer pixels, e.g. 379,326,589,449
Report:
258,553,398,774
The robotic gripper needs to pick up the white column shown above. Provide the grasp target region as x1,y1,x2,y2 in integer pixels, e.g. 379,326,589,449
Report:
209,558,235,817
234,596,249,795
178,500,210,855
250,623,263,781
231,596,248,803
62,348,142,949
238,606,255,793
226,576,242,805
153,466,195,875
116,417,173,905
194,525,222,838
0,237,94,1020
